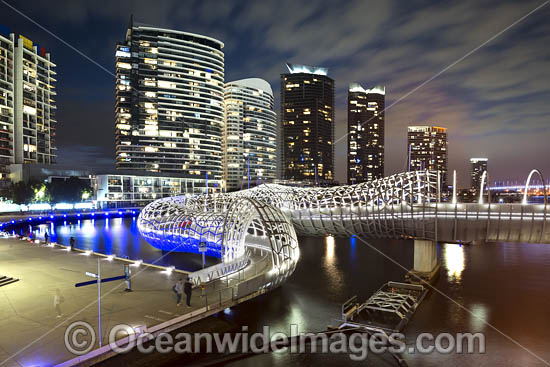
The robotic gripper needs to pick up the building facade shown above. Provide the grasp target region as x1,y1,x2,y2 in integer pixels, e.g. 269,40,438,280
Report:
470,158,488,191
0,26,57,179
407,126,448,188
280,63,334,183
115,18,225,179
223,78,277,191
0,29,14,179
95,172,222,208
347,83,385,184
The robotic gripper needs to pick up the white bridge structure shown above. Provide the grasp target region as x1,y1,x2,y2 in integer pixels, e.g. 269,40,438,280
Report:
138,170,549,288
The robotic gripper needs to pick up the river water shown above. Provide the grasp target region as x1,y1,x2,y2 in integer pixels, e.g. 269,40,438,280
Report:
27,218,550,366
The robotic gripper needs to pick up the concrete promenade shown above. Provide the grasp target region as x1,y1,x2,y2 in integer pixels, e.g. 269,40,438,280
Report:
0,237,243,367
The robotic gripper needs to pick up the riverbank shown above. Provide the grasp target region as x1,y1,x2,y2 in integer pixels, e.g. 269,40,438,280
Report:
0,237,238,367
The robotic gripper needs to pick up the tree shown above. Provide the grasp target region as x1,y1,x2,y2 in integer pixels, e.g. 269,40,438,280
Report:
33,183,51,203
47,177,92,203
1,180,43,204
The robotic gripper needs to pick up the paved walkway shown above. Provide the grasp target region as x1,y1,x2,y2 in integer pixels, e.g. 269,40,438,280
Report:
0,237,237,367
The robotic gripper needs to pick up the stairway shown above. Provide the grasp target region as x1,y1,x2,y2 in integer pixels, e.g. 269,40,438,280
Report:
0,275,19,288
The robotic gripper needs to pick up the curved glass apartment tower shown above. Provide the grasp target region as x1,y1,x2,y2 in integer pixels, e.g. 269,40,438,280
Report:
223,78,277,191
115,18,225,180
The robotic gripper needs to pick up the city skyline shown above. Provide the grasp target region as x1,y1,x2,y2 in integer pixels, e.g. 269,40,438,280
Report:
0,0,548,187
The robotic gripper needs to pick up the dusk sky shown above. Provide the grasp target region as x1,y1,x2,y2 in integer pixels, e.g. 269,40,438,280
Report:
1,0,548,187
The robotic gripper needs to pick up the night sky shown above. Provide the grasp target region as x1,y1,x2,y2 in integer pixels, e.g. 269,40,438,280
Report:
1,0,548,187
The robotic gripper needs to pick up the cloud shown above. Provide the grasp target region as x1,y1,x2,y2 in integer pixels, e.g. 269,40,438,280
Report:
1,0,548,186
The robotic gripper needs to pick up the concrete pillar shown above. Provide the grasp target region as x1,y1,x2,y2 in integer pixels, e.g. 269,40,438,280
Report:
413,239,438,274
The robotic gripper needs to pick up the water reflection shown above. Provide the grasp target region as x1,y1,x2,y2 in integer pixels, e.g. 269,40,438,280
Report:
323,235,344,294
469,303,489,331
443,243,465,282
349,235,356,260
325,235,335,262
27,218,218,271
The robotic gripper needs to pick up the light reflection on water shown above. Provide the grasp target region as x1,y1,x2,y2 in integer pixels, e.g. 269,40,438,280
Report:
219,237,550,366
443,243,465,282
28,217,218,271
325,235,335,261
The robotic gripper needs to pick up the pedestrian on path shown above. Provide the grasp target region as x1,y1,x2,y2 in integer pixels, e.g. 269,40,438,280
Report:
184,277,193,308
54,289,64,318
174,278,184,306
44,231,49,244
70,237,75,251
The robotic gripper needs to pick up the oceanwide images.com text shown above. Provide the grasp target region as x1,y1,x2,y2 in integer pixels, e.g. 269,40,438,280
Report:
65,322,486,360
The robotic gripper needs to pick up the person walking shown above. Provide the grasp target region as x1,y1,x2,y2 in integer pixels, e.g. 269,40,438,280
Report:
54,289,64,318
174,278,184,306
184,277,193,308
69,237,75,251
44,231,50,244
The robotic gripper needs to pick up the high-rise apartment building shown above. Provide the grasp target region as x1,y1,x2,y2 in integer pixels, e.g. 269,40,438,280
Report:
0,26,57,179
0,29,14,179
223,78,277,191
347,83,385,184
470,158,488,191
280,63,334,183
407,126,448,187
115,18,225,180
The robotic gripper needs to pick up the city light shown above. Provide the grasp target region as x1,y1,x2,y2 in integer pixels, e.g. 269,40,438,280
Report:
28,203,52,211
54,203,74,210
131,260,143,267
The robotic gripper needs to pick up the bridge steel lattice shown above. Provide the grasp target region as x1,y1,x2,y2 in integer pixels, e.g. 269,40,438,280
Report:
138,170,550,287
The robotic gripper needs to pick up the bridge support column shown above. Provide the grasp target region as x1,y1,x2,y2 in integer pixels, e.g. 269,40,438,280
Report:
407,239,440,283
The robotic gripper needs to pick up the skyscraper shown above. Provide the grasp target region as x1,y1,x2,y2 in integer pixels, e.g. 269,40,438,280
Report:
115,18,225,180
470,158,488,191
223,78,277,191
407,126,448,187
0,26,57,179
280,63,334,183
347,83,385,184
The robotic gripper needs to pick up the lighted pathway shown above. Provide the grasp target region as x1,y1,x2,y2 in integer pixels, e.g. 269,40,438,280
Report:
0,238,249,367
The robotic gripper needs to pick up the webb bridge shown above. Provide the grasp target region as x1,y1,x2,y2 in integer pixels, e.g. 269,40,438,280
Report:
138,170,549,290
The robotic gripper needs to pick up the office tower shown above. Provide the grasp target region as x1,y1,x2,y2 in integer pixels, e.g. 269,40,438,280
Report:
407,126,448,187
470,158,488,191
280,63,334,183
0,26,57,179
347,83,385,184
223,78,277,191
115,17,225,179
